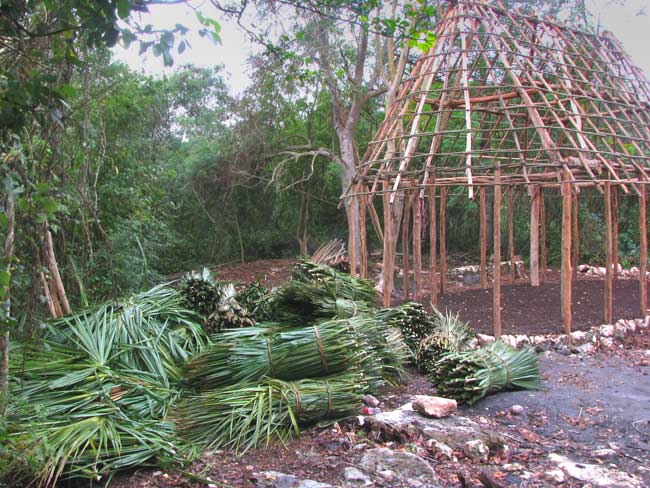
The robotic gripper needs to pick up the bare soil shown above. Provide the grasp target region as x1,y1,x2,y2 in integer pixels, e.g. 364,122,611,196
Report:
436,274,644,335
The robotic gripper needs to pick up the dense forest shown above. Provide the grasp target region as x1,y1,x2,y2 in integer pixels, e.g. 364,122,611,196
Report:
0,0,648,485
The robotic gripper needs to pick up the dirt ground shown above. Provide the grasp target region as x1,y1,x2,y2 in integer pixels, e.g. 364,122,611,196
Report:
436,275,643,335
108,258,650,488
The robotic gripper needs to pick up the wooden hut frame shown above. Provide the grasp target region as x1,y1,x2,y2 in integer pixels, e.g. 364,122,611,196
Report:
346,0,650,336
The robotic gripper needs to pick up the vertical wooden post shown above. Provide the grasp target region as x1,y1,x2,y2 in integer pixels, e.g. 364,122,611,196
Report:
530,186,540,287
613,187,619,281
640,186,648,316
413,194,423,301
402,194,411,299
604,183,613,324
508,187,516,282
572,192,579,279
479,187,488,288
348,196,358,277
540,189,547,282
382,181,394,308
440,187,447,294
44,224,71,315
561,172,573,335
429,186,438,306
359,189,369,278
493,169,502,337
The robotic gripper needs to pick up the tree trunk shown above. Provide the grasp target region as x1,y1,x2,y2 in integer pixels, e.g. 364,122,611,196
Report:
339,131,361,271
0,191,15,416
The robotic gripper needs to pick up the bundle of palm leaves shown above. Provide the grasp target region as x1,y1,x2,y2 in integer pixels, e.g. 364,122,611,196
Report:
179,268,222,318
266,281,374,323
348,315,408,387
7,285,207,486
415,310,475,373
374,302,434,355
430,341,542,404
236,281,270,311
177,372,367,452
291,260,377,303
184,319,364,389
206,283,256,331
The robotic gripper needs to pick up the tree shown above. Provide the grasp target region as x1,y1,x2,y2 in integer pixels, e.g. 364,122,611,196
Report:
210,0,439,265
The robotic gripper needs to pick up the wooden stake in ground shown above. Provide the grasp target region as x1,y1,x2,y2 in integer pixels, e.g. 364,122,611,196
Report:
639,186,647,315
572,191,579,279
530,186,540,287
480,187,488,288
604,183,614,324
508,187,516,282
383,181,394,307
493,169,502,337
540,189,547,282
348,196,358,277
359,190,369,278
429,186,438,306
561,171,573,335
402,193,412,299
413,194,423,301
440,187,447,294
613,187,619,281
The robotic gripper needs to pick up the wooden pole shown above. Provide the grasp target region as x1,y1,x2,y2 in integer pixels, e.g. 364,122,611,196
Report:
367,201,384,246
572,192,579,280
348,196,358,277
413,194,423,301
508,187,516,282
493,169,502,337
44,224,71,316
429,186,438,306
613,187,619,281
530,186,540,287
480,187,488,288
640,186,648,316
604,183,613,324
359,190,369,278
440,187,447,294
561,172,573,335
402,193,412,299
383,182,394,308
540,189,547,282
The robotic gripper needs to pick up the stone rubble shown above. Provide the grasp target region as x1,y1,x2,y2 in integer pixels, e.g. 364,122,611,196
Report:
473,316,649,353
411,395,457,418
357,448,441,488
462,439,489,462
548,453,643,488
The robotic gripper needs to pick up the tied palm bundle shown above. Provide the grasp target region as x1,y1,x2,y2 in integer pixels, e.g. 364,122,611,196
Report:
347,315,408,388
207,283,256,331
177,373,366,452
7,285,207,486
179,268,222,319
374,302,434,355
236,281,271,316
267,281,373,323
415,310,475,373
291,260,377,303
184,319,364,389
430,341,542,404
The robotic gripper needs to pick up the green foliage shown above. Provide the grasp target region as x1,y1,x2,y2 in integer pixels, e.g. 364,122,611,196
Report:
5,285,207,485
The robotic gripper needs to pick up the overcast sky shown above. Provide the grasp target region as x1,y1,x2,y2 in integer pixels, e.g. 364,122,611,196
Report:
113,0,650,94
